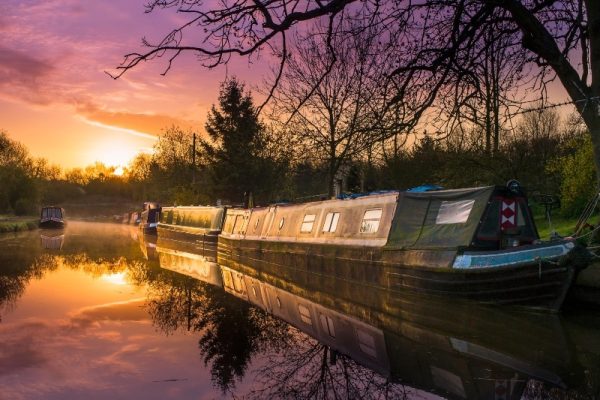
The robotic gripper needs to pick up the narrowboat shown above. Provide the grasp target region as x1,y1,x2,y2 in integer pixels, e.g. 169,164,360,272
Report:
218,183,590,312
39,206,65,229
139,202,161,235
157,206,226,252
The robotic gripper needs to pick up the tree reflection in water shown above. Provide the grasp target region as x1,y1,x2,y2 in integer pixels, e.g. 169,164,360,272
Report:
141,268,290,393
0,252,150,321
248,335,410,400
141,266,416,398
0,257,47,322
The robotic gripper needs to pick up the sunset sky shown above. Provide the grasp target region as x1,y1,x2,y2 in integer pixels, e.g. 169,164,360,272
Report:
0,0,269,169
1,1,576,171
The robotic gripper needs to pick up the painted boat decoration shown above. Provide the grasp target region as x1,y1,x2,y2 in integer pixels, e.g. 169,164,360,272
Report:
217,183,590,312
157,206,226,252
39,206,65,229
139,202,161,235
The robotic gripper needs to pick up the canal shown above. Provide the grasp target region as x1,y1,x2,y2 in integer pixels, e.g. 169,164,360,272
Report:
0,221,598,399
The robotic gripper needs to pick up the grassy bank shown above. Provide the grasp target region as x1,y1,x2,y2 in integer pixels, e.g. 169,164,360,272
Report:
0,216,38,233
535,215,579,240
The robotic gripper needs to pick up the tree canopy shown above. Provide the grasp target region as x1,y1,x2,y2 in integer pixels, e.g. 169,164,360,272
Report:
113,0,600,182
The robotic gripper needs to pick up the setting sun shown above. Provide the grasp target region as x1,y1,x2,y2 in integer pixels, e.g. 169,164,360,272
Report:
113,166,125,176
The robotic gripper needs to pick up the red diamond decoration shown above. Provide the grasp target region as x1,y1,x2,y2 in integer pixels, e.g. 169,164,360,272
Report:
501,199,517,230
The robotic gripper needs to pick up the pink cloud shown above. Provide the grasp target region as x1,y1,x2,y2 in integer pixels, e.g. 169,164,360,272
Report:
0,46,55,105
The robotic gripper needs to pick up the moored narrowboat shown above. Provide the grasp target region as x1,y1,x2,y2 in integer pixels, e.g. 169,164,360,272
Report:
39,206,65,229
218,183,590,312
157,206,226,251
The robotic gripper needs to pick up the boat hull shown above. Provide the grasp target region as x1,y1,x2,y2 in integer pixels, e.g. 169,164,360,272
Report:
157,225,218,252
217,237,581,312
39,220,65,229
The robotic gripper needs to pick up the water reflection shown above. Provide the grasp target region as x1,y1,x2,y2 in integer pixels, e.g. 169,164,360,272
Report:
40,232,64,250
150,239,289,392
153,241,598,399
0,222,598,399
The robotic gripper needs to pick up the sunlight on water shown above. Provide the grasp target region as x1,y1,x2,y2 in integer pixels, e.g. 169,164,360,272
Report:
100,271,129,286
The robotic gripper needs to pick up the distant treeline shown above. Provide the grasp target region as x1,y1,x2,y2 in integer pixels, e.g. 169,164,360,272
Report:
0,79,594,218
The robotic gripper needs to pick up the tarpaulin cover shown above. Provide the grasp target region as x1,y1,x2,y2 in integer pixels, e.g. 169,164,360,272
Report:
386,186,495,250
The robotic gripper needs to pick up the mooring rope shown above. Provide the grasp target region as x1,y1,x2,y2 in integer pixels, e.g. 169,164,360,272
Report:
573,192,600,238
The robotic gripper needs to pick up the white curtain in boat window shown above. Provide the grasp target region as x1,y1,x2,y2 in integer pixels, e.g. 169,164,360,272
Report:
435,200,475,224
300,214,316,233
322,212,340,233
360,209,382,233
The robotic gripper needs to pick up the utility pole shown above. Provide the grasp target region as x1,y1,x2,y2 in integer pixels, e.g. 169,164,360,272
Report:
191,132,196,185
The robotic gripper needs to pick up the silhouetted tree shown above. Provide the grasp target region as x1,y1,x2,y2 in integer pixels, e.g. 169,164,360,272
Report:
269,20,397,197
114,1,600,185
203,78,280,204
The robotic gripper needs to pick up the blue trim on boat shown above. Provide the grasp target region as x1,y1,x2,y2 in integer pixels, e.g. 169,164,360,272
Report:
453,242,574,269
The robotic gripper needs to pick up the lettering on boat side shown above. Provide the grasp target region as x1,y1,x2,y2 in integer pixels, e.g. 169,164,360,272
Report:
452,244,570,269
435,200,475,224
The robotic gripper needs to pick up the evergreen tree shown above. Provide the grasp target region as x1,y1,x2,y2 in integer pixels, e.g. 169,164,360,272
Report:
203,78,265,204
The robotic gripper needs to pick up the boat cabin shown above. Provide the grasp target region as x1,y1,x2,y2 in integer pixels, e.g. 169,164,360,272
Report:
39,206,65,229
221,185,539,252
159,206,226,234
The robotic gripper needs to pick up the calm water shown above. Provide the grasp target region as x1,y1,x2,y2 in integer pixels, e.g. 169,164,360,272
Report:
0,221,599,400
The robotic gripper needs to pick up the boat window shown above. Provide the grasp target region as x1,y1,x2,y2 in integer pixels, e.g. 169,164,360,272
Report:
223,214,236,233
320,314,336,338
298,304,312,326
254,218,260,231
356,329,377,358
322,212,340,233
278,217,285,230
360,209,382,233
436,200,475,224
300,214,316,233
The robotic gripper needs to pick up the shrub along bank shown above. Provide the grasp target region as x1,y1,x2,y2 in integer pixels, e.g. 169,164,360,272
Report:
0,217,38,233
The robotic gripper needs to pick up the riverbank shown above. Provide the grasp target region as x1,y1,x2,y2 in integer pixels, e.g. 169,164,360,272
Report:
0,216,38,233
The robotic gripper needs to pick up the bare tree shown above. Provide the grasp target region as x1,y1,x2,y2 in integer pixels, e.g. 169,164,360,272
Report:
269,19,394,196
113,1,600,182
249,336,411,400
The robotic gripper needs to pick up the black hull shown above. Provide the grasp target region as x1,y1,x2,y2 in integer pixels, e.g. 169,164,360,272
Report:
39,220,65,229
157,226,218,252
218,237,578,312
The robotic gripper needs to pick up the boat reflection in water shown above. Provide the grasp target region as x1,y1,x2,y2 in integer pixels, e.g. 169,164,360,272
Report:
40,232,65,250
154,245,593,399
156,238,222,288
138,233,158,261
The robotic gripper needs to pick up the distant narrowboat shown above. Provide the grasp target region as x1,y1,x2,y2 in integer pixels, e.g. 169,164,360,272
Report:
39,206,65,229
218,183,590,312
139,202,161,235
157,206,226,252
